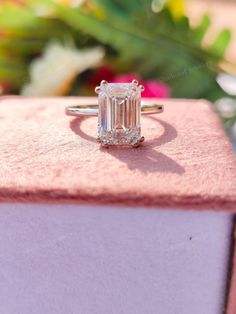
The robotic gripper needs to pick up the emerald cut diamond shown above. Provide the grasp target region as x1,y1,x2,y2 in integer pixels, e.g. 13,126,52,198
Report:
95,80,144,147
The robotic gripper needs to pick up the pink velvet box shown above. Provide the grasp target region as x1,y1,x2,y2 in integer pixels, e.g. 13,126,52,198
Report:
0,96,236,314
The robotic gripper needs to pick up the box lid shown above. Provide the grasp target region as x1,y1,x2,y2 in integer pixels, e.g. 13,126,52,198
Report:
0,96,235,211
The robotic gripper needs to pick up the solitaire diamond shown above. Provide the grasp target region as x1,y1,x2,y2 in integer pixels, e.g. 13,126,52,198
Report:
95,80,144,147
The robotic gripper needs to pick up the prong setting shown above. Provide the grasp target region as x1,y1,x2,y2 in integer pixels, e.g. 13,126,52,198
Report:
95,86,101,94
131,136,145,148
139,85,145,92
100,80,108,86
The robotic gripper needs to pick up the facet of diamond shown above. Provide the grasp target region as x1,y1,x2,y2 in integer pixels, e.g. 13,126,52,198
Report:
95,80,144,146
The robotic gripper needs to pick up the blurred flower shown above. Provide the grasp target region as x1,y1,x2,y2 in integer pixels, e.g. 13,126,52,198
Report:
151,0,185,17
114,73,170,98
151,0,165,13
53,0,84,8
216,73,236,96
113,73,139,84
166,0,185,20
87,65,115,87
142,80,170,98
215,97,236,119
215,97,236,148
87,68,170,98
21,41,104,96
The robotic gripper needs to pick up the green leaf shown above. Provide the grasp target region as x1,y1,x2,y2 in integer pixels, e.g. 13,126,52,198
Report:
193,15,211,45
0,3,37,28
0,0,232,99
0,56,28,87
0,38,45,55
28,0,229,99
208,29,231,58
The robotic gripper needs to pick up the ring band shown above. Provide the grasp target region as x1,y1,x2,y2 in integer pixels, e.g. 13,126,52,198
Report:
65,102,164,117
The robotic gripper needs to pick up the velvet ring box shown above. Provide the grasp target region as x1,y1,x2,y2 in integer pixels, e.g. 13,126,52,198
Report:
0,96,236,314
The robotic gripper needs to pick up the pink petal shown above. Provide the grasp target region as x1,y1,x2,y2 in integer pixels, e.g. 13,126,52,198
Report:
142,80,170,98
114,74,141,83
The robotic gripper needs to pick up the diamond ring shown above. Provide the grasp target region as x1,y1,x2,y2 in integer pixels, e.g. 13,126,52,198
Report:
66,80,164,147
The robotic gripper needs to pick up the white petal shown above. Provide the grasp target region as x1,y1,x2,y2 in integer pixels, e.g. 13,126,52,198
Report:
21,42,104,96
216,73,236,96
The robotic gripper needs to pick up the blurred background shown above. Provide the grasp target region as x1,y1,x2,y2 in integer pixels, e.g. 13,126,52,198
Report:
0,0,236,143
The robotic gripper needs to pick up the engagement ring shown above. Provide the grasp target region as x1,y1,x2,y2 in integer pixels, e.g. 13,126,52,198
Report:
66,80,164,147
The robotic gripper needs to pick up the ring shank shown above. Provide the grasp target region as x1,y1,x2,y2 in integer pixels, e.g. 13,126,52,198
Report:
65,102,164,116
66,104,98,116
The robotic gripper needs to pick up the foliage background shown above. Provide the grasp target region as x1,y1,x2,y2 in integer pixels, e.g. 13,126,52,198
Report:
0,0,236,140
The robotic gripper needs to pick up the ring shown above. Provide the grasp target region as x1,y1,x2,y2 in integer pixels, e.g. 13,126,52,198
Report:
66,80,164,147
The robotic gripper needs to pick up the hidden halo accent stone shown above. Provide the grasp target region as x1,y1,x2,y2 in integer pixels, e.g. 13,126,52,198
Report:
95,80,144,147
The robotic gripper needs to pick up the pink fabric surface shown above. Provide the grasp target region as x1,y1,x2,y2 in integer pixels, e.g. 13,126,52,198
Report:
0,96,235,211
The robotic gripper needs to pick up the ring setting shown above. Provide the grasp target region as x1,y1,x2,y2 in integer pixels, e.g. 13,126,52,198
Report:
66,80,164,148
